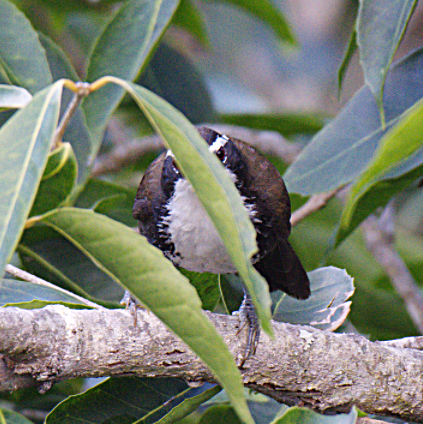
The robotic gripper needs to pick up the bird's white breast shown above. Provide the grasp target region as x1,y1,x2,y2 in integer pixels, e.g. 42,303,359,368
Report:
162,178,237,274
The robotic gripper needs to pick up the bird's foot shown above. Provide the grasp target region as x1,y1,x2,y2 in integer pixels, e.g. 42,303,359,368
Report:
235,291,260,368
120,290,142,326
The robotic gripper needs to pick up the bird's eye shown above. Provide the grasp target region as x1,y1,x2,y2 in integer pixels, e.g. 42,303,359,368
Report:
216,147,226,161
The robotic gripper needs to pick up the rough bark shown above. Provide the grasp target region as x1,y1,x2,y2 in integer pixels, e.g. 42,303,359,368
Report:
1,305,423,422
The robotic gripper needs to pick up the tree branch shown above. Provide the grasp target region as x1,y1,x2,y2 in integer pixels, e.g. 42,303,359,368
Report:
362,206,423,334
1,306,423,422
290,188,342,227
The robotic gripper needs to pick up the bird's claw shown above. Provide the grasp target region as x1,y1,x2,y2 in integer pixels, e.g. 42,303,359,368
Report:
120,290,141,326
236,292,260,368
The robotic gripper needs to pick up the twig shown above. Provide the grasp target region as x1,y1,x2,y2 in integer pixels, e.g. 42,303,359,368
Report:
4,264,104,310
290,187,342,226
361,205,423,334
92,127,164,177
52,82,90,150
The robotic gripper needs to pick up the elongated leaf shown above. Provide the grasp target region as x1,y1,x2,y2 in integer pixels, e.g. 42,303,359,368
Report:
75,178,135,227
337,29,357,95
357,0,416,122
140,43,215,124
40,208,253,424
173,0,209,46
30,142,78,217
38,33,92,185
83,0,180,156
0,408,34,424
0,278,89,309
0,84,32,109
113,78,272,336
38,33,79,82
224,0,296,45
46,377,219,424
284,48,423,195
220,112,325,137
199,404,242,424
338,97,423,243
271,405,357,424
0,0,52,93
155,384,221,424
0,81,63,276
337,156,423,244
204,389,287,424
179,269,220,312
19,226,124,302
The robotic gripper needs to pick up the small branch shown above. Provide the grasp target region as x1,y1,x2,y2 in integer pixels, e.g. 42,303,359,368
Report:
2,306,423,422
291,188,342,226
92,124,305,177
362,206,423,334
92,128,164,177
4,264,104,310
52,82,90,149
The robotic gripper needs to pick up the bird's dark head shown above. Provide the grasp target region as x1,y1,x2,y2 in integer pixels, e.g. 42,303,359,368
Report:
198,127,247,183
159,127,248,197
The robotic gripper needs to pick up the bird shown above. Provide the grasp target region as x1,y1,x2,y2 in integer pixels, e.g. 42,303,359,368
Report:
132,127,310,365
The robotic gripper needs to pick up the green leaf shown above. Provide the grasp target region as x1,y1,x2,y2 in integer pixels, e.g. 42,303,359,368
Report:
179,269,221,311
0,81,63,276
337,29,357,95
198,404,242,424
223,0,296,45
0,84,32,109
173,0,209,46
339,96,423,243
46,377,220,424
272,267,354,331
0,408,34,424
83,0,180,154
38,32,93,185
220,113,326,137
139,43,215,124
39,208,254,424
0,278,90,309
38,32,79,82
19,225,124,303
155,384,221,424
271,405,358,424
284,48,423,195
336,157,423,245
356,0,416,124
29,142,78,217
204,389,287,424
75,178,136,227
0,0,52,93
114,79,273,336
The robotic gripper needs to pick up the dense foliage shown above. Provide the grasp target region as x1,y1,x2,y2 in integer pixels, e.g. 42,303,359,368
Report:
0,0,422,423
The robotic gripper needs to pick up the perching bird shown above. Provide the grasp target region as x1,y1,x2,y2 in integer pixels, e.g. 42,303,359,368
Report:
132,127,310,365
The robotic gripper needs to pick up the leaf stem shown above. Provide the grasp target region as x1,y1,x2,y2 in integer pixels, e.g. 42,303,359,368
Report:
52,82,91,150
4,264,104,310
